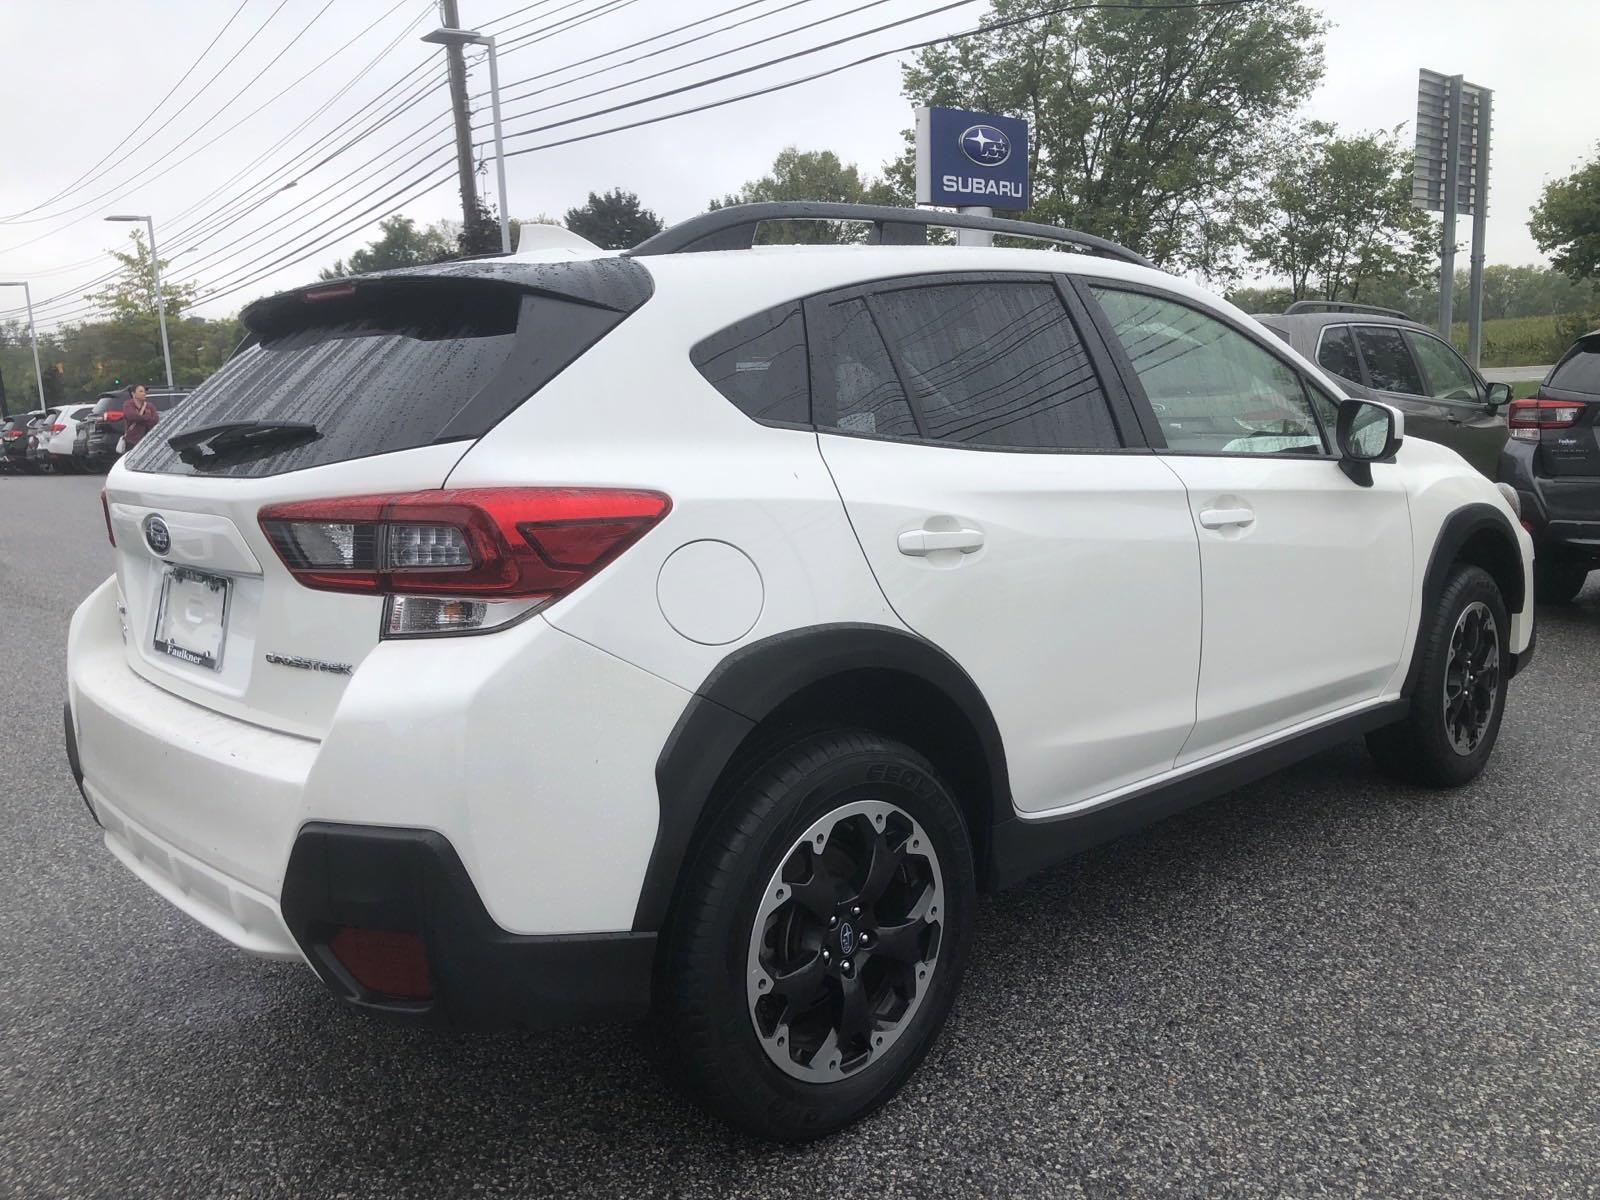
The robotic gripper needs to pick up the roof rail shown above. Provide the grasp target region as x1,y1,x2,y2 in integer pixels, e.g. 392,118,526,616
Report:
1284,299,1412,321
622,202,1155,269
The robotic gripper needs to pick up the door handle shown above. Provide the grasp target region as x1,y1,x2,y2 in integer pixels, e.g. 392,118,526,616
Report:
1197,507,1255,530
898,527,985,556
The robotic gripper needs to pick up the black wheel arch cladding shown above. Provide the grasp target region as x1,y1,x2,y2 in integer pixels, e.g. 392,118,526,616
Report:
635,623,1011,932
1403,502,1526,698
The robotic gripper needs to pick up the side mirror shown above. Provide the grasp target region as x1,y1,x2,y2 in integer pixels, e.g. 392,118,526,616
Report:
1484,381,1512,412
1337,398,1403,486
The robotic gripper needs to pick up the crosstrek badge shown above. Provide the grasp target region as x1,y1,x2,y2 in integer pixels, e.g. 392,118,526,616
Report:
914,106,1031,210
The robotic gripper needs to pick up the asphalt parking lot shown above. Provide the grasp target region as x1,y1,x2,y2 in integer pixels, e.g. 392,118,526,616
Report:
2,471,1596,1199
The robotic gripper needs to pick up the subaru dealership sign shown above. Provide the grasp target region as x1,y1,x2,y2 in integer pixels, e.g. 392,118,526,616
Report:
914,106,1031,209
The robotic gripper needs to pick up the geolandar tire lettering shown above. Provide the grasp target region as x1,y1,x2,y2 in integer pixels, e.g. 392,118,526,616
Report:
659,727,975,1143
1367,564,1510,788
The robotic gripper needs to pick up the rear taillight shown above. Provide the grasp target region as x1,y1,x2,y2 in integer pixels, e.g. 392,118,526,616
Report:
50,423,65,433
101,489,115,546
103,410,124,421
259,487,671,637
3,430,21,440
1508,397,1585,442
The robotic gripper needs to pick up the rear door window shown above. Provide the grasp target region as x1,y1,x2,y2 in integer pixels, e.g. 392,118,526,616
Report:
820,297,919,439
868,281,1120,450
691,302,810,424
1316,325,1363,384
1353,326,1424,395
126,278,637,477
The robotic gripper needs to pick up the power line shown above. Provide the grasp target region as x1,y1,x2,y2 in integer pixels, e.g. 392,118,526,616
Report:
0,0,300,227
485,0,987,152
475,0,901,130
0,0,255,221
467,0,813,106
0,0,347,233
0,8,444,318
491,0,1264,160
20,0,1261,331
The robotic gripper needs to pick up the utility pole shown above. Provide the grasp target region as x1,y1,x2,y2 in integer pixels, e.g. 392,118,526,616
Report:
438,0,482,238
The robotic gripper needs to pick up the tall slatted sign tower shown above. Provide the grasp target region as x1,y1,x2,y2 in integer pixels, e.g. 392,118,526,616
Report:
1413,69,1494,365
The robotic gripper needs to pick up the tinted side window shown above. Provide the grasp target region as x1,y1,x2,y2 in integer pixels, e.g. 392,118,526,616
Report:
691,302,810,424
1354,326,1424,395
1548,341,1600,395
1317,325,1363,383
1090,286,1326,455
1405,331,1479,402
822,298,918,438
870,282,1119,450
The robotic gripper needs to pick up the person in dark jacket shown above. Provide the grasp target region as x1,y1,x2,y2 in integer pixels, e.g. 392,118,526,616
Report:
122,384,158,450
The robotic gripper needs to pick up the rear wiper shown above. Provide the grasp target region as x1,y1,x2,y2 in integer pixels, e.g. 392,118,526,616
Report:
169,420,319,464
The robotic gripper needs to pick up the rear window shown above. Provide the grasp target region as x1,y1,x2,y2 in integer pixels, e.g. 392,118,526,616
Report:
1353,326,1424,395
1549,340,1600,395
126,275,642,477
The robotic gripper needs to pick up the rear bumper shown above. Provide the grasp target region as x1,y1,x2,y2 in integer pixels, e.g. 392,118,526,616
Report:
1500,441,1600,564
65,573,690,1024
283,823,655,1028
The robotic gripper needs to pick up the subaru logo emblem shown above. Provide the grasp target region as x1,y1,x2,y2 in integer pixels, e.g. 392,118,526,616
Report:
960,124,1011,167
143,514,171,557
839,922,856,956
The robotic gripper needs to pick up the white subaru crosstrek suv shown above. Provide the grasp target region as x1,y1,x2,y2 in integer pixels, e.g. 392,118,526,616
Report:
66,203,1534,1141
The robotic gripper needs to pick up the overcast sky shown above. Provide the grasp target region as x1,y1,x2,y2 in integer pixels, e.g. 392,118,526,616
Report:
1,0,1595,328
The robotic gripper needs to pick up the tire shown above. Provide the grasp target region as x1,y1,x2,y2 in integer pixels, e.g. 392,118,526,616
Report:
659,727,975,1142
1535,560,1588,606
1367,564,1510,787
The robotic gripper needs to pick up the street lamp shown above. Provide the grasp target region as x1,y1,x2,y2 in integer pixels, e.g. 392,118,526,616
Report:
0,281,47,411
104,213,175,389
422,26,511,254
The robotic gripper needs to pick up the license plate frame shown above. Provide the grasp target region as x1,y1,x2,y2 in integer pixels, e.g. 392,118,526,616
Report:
153,566,231,671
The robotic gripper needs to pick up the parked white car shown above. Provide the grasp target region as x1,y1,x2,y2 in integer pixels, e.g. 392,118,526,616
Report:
66,203,1534,1140
45,405,94,471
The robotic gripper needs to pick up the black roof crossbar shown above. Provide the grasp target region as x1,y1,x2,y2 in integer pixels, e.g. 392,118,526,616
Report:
622,202,1155,269
1284,299,1412,321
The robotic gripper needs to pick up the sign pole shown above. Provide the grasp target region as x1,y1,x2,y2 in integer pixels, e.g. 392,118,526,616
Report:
1438,74,1463,339
957,206,994,247
1466,88,1493,367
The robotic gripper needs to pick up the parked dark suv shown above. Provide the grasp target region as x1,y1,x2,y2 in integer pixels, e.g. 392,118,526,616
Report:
2,410,47,471
1255,301,1511,478
73,389,190,472
1500,329,1600,603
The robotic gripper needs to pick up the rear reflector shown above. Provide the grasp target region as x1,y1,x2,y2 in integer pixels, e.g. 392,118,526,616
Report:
100,489,116,547
259,487,671,634
328,927,432,1000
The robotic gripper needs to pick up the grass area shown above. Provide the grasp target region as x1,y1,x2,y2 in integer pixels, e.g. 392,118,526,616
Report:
1506,379,1544,398
1448,314,1593,369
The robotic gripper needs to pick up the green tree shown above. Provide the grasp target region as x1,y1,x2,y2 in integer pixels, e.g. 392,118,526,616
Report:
319,215,454,279
84,229,198,321
711,147,898,244
890,0,1325,277
1530,146,1600,284
1238,121,1433,302
564,188,663,249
